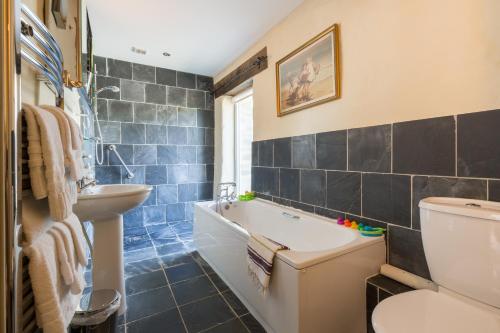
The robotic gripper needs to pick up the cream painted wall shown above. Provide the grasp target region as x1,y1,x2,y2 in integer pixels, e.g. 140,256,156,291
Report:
215,0,500,141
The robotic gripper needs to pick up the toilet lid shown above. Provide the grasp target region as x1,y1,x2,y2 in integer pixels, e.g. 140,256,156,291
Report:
372,289,500,333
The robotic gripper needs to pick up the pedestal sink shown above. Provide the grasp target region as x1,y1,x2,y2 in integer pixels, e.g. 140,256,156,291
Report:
73,184,152,314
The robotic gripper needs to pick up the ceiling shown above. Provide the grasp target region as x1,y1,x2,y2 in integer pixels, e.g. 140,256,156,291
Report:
86,0,303,77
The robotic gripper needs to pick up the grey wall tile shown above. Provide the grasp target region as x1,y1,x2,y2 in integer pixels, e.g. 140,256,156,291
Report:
122,165,145,184
168,126,188,145
490,180,500,202
198,183,213,200
168,165,189,184
279,168,299,201
388,225,431,279
156,67,176,86
458,109,500,178
96,98,108,120
187,90,205,108
177,146,197,164
251,167,278,196
177,72,196,89
121,123,145,144
93,55,107,76
292,135,315,169
187,127,205,145
188,165,207,182
157,106,177,125
166,203,185,222
158,184,178,204
167,87,187,107
206,165,214,182
412,176,486,229
252,142,259,166
108,100,133,122
108,144,133,165
178,183,198,202
142,186,157,206
196,110,214,128
196,146,214,164
145,84,166,104
205,92,214,110
157,145,177,164
326,171,361,215
196,75,213,91
96,165,121,184
300,169,326,206
316,130,347,170
144,206,166,224
100,121,121,143
146,125,167,144
258,140,273,167
133,63,155,83
348,125,391,172
145,165,167,185
274,138,291,168
205,129,214,146
96,76,120,100
134,103,157,124
107,58,132,79
121,79,145,102
134,145,157,165
178,108,197,127
362,173,411,227
393,117,455,176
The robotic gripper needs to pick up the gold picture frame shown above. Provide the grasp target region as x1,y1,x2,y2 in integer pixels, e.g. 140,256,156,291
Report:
276,24,341,116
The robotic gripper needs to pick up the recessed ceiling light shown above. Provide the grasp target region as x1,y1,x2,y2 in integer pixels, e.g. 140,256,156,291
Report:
131,46,147,55
162,52,171,57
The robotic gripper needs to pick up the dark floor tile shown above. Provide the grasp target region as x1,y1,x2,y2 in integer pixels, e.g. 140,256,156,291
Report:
393,116,455,176
171,275,218,306
316,130,347,170
192,253,215,274
326,171,361,214
204,318,248,333
148,224,179,246
258,140,274,167
126,286,176,322
273,137,291,168
458,109,500,178
221,290,248,316
208,273,229,292
170,221,193,235
362,173,411,227
127,308,186,333
180,295,235,333
240,313,266,333
348,124,391,172
367,275,414,295
490,180,500,202
124,234,153,252
388,225,431,279
412,176,486,229
300,169,326,206
156,242,187,257
292,134,315,169
279,168,300,201
251,167,278,196
161,252,196,268
125,258,162,278
126,270,167,296
165,261,204,284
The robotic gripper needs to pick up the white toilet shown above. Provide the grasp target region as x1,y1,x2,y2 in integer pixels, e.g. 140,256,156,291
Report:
372,197,500,333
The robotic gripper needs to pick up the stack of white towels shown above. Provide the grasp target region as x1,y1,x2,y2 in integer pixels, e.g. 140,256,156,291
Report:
22,103,88,333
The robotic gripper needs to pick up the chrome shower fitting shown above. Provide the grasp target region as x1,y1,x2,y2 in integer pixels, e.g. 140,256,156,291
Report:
96,85,120,95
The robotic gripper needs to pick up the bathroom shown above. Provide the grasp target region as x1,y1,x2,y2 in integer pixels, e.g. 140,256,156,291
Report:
1,0,500,332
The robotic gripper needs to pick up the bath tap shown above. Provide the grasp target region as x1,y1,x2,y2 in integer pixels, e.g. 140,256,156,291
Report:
216,182,237,214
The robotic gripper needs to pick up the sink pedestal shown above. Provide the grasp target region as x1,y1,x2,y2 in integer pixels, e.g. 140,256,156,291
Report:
91,215,126,315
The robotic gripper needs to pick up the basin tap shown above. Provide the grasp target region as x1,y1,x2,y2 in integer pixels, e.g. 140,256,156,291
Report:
77,176,97,191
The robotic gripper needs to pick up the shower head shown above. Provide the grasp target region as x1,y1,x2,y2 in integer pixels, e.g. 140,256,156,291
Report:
96,86,120,95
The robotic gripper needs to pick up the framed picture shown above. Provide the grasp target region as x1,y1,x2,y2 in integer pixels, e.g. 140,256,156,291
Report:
276,24,340,116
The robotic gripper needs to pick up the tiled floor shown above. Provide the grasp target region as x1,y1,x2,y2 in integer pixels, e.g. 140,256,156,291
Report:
86,220,266,333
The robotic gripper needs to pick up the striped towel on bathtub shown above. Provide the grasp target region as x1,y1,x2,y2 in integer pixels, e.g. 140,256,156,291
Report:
247,234,289,291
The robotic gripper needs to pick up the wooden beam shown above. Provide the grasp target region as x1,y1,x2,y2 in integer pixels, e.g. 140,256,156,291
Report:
214,47,267,98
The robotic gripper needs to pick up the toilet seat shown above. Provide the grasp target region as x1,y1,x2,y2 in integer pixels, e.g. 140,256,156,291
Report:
372,289,500,333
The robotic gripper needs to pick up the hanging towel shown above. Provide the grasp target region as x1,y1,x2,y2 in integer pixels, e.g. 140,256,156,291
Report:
22,104,73,221
24,232,83,333
247,234,288,291
60,213,88,268
42,105,84,181
23,104,48,199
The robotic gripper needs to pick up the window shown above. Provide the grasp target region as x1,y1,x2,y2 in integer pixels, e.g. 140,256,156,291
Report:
233,90,253,195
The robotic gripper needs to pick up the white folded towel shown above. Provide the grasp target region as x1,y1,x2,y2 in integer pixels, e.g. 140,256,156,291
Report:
24,232,82,333
247,234,288,291
22,104,73,221
42,105,84,181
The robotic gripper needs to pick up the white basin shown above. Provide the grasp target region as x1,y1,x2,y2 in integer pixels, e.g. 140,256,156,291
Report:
73,184,152,315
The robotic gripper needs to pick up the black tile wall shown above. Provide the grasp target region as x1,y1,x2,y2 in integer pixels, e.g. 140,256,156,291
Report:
94,56,214,230
251,109,500,281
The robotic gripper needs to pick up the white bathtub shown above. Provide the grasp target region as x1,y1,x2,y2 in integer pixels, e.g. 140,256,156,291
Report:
194,199,386,333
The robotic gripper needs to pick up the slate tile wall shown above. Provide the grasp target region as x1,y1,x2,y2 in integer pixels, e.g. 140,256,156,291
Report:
251,109,500,280
93,56,214,229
